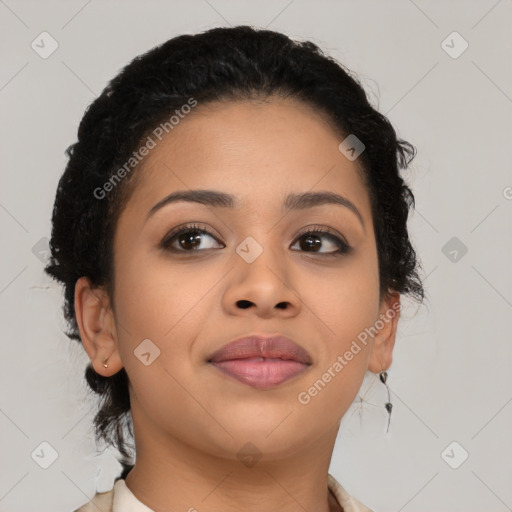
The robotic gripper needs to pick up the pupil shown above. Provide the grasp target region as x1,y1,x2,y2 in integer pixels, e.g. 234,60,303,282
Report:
303,235,320,251
180,232,201,249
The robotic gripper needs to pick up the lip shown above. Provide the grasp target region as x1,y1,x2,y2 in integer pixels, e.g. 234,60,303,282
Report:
207,334,313,389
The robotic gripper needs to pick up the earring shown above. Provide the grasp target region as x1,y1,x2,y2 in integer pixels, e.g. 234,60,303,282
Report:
379,370,392,433
102,357,109,368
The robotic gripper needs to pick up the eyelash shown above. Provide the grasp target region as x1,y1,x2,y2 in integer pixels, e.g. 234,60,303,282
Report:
160,223,351,257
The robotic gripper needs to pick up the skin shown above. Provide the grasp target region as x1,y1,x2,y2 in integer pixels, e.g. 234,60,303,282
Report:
75,97,400,512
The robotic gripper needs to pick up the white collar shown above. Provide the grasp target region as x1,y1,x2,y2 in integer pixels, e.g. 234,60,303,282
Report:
109,473,373,512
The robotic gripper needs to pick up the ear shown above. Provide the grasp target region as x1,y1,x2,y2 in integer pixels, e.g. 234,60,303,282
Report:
74,276,123,376
367,292,401,373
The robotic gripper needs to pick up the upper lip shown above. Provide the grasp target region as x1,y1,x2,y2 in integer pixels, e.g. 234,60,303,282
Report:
207,334,313,365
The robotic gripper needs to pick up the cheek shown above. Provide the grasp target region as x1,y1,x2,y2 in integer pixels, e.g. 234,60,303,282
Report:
294,250,379,409
113,260,212,414
295,279,378,423
112,254,221,381
303,246,381,344
113,251,207,334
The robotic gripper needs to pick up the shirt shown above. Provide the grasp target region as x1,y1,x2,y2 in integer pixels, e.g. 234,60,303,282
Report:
74,473,374,512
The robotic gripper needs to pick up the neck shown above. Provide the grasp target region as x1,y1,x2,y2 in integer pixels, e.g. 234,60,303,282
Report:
124,414,343,512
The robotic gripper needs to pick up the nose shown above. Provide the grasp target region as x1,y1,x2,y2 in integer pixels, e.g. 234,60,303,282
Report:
222,242,301,319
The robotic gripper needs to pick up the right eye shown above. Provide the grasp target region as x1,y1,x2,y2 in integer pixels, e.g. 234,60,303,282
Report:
160,223,224,253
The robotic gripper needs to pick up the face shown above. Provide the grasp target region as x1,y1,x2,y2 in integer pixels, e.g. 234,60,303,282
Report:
77,97,399,463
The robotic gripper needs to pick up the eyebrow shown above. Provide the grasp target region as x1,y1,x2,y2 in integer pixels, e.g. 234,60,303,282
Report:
146,189,365,228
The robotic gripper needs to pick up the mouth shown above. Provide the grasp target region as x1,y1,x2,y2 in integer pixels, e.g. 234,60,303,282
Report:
207,334,313,389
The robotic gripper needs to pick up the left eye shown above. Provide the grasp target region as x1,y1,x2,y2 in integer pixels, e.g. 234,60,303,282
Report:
290,228,350,255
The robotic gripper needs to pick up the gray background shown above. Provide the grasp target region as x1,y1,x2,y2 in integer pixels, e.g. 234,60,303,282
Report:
1,1,511,511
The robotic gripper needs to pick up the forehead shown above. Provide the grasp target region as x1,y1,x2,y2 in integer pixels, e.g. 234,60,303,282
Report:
122,97,371,221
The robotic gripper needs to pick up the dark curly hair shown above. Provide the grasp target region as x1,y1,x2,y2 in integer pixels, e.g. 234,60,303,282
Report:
44,25,424,480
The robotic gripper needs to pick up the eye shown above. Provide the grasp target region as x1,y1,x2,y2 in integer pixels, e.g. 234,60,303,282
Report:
160,223,351,257
160,223,224,253
290,226,350,256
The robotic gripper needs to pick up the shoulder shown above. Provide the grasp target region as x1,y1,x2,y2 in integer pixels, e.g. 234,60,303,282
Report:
73,488,114,512
328,473,374,512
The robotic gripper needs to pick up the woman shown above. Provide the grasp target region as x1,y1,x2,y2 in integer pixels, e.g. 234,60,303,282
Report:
45,25,424,512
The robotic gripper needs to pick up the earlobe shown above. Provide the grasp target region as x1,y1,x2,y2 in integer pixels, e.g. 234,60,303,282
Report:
367,292,401,373
74,276,121,376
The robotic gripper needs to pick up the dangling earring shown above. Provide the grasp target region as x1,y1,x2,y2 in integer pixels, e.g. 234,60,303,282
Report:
102,357,109,368
379,370,392,433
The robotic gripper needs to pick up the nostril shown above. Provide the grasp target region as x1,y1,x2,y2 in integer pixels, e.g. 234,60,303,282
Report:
236,300,252,309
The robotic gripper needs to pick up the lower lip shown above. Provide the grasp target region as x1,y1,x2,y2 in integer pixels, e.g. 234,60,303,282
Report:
209,357,311,389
